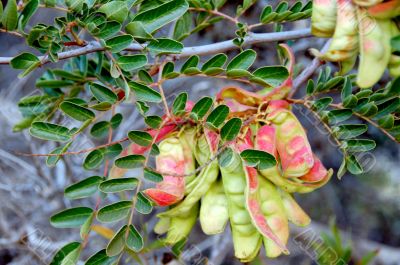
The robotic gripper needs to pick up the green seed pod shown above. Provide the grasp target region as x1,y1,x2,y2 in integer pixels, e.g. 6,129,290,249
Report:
367,0,400,19
178,127,197,193
357,8,392,88
220,149,262,262
279,190,311,227
154,217,170,235
353,0,383,7
165,202,199,244
200,179,229,235
388,55,400,77
258,176,289,258
311,0,337,37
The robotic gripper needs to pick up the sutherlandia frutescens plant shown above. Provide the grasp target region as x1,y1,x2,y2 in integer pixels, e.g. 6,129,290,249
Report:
0,0,400,263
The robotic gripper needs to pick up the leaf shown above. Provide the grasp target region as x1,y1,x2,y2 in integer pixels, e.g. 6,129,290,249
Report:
190,96,213,121
346,155,363,174
221,118,242,141
126,225,144,252
80,212,94,239
136,101,149,115
252,66,289,87
129,81,162,103
128,130,153,146
50,207,93,228
19,0,39,31
125,21,153,39
144,167,163,182
50,242,81,265
64,176,103,200
97,201,132,223
30,122,72,142
312,97,333,112
145,115,162,129
92,225,115,240
98,1,129,23
116,54,147,71
90,121,110,138
46,142,72,167
147,38,184,55
36,79,74,88
10,52,40,77
333,124,368,140
201,53,227,70
138,70,153,84
90,83,118,104
181,55,199,72
324,109,353,124
342,139,376,152
110,113,123,129
1,0,18,30
115,155,145,168
357,102,378,117
306,79,315,95
60,101,95,122
173,11,192,41
135,192,153,214
105,34,133,53
104,143,123,159
172,92,187,116
106,225,127,256
206,104,229,129
240,149,277,170
99,178,138,193
85,249,118,265
226,49,256,71
132,0,189,33
92,21,122,39
378,114,394,129
162,61,175,77
84,149,105,170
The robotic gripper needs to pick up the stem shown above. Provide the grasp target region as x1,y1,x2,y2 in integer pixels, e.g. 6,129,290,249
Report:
157,63,172,118
0,29,24,37
188,7,238,24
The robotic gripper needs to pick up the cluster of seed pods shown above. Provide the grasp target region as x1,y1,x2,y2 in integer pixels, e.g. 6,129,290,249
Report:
110,45,333,261
311,0,400,88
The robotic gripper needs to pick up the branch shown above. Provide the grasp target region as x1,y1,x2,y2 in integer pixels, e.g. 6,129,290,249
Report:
0,29,312,65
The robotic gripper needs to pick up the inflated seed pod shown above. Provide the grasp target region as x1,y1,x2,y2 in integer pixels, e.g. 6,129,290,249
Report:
266,101,314,178
178,127,197,192
311,0,359,62
144,136,186,206
311,0,337,37
279,190,311,227
388,55,400,77
154,217,170,235
199,179,229,235
258,176,289,258
165,202,199,244
220,149,262,262
367,0,400,19
357,8,392,88
353,0,383,7
158,131,219,218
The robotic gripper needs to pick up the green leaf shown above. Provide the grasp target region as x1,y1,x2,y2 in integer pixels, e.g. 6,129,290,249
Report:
30,122,72,142
145,115,162,129
135,192,152,214
1,0,18,30
115,155,145,168
173,11,192,41
147,38,184,55
98,1,129,23
342,95,358,108
227,49,256,71
181,55,199,72
60,101,95,122
99,178,138,193
138,70,153,84
391,35,400,52
206,104,229,129
203,67,224,76
190,97,213,120
126,225,144,252
136,101,149,115
324,109,353,124
19,0,39,31
306,79,315,95
342,139,376,152
240,149,277,170
221,118,242,141
144,167,163,182
129,81,162,102
106,34,133,53
128,130,153,146
90,121,110,138
312,97,333,112
252,66,289,87
125,21,153,39
226,69,251,78
106,225,127,256
90,83,118,104
201,53,227,70
46,142,72,167
333,124,368,140
346,155,363,174
64,176,103,200
378,114,394,129
84,149,105,170
90,102,112,111
162,61,175,78
104,143,123,159
110,113,123,129
97,201,132,223
132,0,189,33
50,207,93,228
50,242,81,265
85,249,118,265
92,21,122,39
356,102,378,117
52,69,84,81
36,79,74,88
150,143,160,156
172,92,187,116
10,52,40,77
116,54,147,72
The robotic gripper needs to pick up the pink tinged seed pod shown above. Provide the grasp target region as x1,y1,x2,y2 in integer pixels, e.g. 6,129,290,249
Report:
367,0,400,18
299,155,328,182
216,86,263,108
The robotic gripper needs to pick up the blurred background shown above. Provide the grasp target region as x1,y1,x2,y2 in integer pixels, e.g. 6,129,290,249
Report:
0,0,399,264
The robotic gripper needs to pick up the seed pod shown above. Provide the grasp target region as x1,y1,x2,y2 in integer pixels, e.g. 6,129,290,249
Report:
154,217,170,235
279,190,311,227
388,55,400,77
200,179,229,235
220,149,262,262
144,137,186,206
258,176,289,258
158,131,219,217
311,0,358,62
311,0,337,37
357,8,392,88
338,52,358,75
266,101,314,178
367,0,400,19
353,0,383,7
165,202,199,244
178,127,197,192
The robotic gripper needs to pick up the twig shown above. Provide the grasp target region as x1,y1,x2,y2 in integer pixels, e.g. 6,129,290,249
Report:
0,29,312,65
189,7,238,24
0,29,24,37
